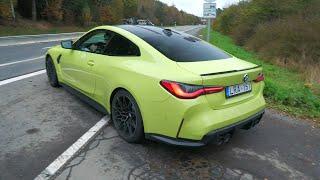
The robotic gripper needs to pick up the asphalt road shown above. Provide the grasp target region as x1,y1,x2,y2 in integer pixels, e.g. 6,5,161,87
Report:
57,112,320,180
0,25,200,81
0,41,58,81
0,26,201,180
0,26,319,180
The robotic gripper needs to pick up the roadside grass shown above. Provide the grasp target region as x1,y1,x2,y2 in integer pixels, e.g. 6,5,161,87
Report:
0,21,92,36
0,26,90,36
202,29,320,122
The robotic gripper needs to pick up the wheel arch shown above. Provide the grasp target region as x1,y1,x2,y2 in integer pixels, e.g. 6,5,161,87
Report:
109,87,127,107
109,87,142,109
45,52,64,83
109,87,144,124
45,53,58,68
45,54,51,60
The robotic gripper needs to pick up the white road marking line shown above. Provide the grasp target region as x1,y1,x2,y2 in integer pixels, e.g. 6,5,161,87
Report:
0,26,201,47
0,70,46,86
0,32,84,39
0,38,78,47
42,46,53,50
35,117,110,180
0,56,45,67
182,26,202,33
0,25,200,179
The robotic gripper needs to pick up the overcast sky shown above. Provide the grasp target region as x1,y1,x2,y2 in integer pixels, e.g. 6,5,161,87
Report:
158,0,239,17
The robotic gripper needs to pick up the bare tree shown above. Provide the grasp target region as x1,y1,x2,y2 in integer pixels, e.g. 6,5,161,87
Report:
10,0,16,21
32,0,37,21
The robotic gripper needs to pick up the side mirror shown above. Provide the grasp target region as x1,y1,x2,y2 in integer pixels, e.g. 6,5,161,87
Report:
61,40,73,49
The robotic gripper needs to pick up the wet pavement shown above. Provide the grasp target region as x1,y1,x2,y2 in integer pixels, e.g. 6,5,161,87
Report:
0,75,103,180
56,110,320,180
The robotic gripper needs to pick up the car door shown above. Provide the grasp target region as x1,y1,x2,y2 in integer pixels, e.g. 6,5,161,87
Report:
60,30,109,95
87,31,141,104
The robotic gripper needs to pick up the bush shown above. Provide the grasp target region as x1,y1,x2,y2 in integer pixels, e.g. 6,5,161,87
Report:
247,15,320,65
204,30,320,119
0,0,16,20
213,5,240,34
81,5,92,26
214,0,320,83
42,0,63,22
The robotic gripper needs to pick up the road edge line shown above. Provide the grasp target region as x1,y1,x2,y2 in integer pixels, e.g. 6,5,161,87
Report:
0,56,45,67
0,70,46,86
34,116,110,180
0,26,202,47
0,32,84,39
0,37,80,47
182,26,202,33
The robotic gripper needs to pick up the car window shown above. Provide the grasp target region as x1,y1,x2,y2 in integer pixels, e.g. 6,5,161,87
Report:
75,30,112,54
104,34,140,56
119,25,231,62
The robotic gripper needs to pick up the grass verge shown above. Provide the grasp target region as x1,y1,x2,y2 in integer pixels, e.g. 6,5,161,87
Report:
0,20,92,36
202,29,320,122
0,26,90,36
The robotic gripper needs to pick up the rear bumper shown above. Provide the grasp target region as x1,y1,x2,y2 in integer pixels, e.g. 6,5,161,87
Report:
145,110,265,147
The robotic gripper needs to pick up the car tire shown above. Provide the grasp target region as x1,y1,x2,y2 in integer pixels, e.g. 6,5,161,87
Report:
111,90,144,143
46,56,60,88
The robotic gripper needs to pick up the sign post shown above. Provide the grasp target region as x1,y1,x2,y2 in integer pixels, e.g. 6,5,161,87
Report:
203,0,216,42
207,18,211,42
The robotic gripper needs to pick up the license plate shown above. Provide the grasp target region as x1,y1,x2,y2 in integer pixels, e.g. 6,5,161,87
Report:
226,83,252,98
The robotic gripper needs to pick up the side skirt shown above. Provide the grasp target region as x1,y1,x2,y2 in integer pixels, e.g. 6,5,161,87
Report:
145,134,205,147
61,83,109,115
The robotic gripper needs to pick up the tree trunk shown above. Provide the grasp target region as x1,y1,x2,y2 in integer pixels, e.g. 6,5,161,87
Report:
10,0,16,21
32,0,37,21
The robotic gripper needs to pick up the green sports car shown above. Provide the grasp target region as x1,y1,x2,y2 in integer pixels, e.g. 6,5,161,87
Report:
46,25,266,147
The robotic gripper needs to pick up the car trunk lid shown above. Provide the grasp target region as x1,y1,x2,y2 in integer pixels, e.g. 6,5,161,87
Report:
177,58,263,109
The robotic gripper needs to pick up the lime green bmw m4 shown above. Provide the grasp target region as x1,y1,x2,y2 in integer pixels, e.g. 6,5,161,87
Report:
46,25,266,147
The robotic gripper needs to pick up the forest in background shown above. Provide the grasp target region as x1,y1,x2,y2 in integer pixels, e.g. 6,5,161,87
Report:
213,0,320,83
0,0,200,26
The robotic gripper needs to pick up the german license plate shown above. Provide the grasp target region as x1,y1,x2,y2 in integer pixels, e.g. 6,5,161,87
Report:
226,83,252,98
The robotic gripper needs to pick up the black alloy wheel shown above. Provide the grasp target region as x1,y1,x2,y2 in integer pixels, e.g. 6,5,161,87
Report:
111,90,144,143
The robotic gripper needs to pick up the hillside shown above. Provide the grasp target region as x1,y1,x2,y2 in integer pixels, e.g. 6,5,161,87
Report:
0,0,200,26
203,29,320,121
213,0,320,84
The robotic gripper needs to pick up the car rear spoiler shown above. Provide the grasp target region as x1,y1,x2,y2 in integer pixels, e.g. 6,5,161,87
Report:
200,65,262,76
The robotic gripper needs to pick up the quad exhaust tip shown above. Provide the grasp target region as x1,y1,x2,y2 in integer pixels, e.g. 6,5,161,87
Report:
215,131,234,146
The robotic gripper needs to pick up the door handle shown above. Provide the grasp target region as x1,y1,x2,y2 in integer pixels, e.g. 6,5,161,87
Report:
87,60,95,66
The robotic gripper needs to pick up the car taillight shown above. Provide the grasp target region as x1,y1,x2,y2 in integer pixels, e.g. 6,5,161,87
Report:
160,80,224,99
254,73,265,83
